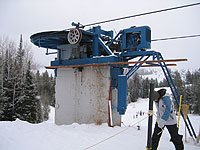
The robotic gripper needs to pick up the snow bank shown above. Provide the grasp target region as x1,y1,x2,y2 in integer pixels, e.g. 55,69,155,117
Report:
0,100,199,150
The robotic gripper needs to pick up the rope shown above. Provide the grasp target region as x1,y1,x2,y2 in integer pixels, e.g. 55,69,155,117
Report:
83,113,154,150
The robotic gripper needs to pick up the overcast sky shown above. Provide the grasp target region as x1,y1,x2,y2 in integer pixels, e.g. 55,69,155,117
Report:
0,0,200,71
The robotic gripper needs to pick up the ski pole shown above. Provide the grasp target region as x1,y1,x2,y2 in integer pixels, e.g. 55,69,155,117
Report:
146,83,154,150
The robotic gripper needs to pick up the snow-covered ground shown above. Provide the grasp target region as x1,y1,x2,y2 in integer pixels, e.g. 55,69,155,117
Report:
0,99,199,150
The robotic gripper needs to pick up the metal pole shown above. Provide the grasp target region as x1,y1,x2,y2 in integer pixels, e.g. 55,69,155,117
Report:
146,83,154,149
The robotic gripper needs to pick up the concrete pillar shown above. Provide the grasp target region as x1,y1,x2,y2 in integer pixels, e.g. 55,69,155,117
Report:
55,66,121,126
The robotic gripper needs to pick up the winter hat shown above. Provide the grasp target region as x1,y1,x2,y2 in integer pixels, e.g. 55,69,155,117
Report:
153,91,160,101
157,89,166,100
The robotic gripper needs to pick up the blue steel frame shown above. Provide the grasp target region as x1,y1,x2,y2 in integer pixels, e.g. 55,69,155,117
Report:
121,26,151,51
125,51,196,138
155,52,197,138
30,24,196,138
83,26,114,57
117,75,127,115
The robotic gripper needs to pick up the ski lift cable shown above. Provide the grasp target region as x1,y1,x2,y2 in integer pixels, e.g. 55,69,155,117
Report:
45,2,200,42
152,34,200,42
82,2,200,27
83,114,154,150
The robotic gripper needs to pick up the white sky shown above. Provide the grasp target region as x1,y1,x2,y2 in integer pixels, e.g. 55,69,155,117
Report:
0,0,200,71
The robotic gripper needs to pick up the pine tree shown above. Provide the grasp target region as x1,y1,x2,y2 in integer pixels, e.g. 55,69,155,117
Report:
49,74,55,107
19,61,42,123
34,70,55,120
0,36,45,122
15,35,24,74
40,71,51,121
186,70,193,84
183,86,196,113
192,70,200,114
128,73,142,102
173,70,185,95
153,78,159,88
141,78,149,98
12,35,26,120
159,78,168,87
0,49,16,121
180,69,200,114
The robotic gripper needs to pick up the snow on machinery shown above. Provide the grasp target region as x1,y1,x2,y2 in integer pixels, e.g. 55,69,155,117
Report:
30,22,196,138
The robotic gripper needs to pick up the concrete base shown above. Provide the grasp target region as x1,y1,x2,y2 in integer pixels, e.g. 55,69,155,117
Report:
55,66,121,126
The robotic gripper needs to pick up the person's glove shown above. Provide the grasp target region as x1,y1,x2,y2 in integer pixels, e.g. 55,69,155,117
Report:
157,118,166,129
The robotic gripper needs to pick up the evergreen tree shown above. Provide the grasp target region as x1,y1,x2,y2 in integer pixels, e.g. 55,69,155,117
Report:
192,70,200,114
180,69,200,114
182,86,196,114
186,70,193,84
159,78,168,87
15,34,24,74
153,78,159,88
34,70,55,120
35,70,41,94
12,35,26,120
0,49,16,121
18,61,42,123
40,71,51,121
49,74,55,107
141,78,149,98
172,70,185,95
128,73,142,102
0,36,48,123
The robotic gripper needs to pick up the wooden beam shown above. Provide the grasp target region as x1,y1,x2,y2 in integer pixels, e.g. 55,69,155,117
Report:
45,58,187,69
141,64,176,68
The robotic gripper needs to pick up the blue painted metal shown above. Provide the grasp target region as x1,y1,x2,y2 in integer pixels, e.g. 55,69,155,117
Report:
110,67,124,89
117,75,127,115
89,26,113,56
30,23,196,137
126,55,151,79
92,34,100,56
120,51,154,57
71,22,84,28
155,52,196,138
46,48,57,55
98,38,113,55
54,68,57,77
107,31,122,48
121,26,151,52
87,26,113,38
30,31,70,49
51,55,121,66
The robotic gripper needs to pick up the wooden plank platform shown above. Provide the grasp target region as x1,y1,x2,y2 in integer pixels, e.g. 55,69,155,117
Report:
45,59,187,69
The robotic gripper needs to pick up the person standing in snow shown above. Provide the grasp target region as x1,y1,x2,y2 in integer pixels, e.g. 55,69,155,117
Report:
152,89,184,150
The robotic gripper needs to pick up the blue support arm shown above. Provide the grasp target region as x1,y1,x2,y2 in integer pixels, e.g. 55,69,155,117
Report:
108,31,122,48
98,38,114,55
117,75,127,115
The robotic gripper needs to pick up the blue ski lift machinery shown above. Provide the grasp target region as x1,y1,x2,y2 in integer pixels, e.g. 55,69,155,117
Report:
31,23,151,115
30,22,196,138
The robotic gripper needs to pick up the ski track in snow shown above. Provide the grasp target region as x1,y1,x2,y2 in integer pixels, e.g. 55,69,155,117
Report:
0,99,200,150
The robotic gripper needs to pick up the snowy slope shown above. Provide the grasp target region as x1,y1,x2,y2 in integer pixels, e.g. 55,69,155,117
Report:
138,68,188,83
0,100,200,150
138,68,165,83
